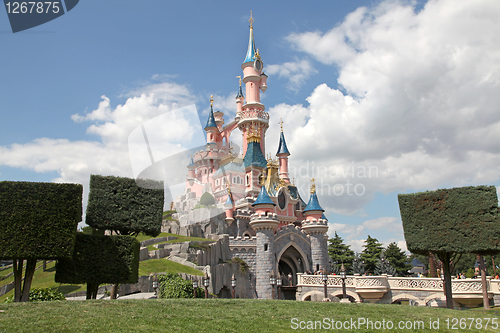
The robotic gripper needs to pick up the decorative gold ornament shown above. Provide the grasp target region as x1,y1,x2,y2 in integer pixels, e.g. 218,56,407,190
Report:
210,95,214,107
310,178,316,194
249,11,254,28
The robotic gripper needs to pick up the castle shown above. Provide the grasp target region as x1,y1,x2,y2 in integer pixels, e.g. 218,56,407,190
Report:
174,13,329,299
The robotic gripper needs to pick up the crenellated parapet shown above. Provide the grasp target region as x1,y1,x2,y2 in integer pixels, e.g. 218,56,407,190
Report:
249,211,279,231
301,218,329,235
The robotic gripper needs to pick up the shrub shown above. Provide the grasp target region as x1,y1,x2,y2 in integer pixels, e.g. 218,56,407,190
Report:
158,273,203,298
0,181,82,259
230,257,249,273
189,242,212,251
29,288,65,302
85,175,164,237
199,192,215,206
55,233,140,285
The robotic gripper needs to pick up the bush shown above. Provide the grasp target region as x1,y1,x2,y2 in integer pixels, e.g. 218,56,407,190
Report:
158,273,204,299
199,192,215,206
86,175,164,237
29,288,65,302
189,242,212,251
231,257,249,273
55,233,140,285
0,181,82,259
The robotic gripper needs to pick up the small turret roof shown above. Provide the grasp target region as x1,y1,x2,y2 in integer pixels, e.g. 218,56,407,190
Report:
204,106,218,131
225,193,234,206
252,185,275,206
276,131,290,156
236,84,244,99
303,191,324,212
188,156,195,167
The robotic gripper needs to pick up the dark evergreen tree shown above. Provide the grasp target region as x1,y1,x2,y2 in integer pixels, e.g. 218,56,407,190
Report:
328,232,355,273
352,253,365,275
360,235,383,274
384,242,412,277
375,253,396,276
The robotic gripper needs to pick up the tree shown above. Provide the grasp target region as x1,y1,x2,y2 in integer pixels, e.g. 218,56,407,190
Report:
398,185,500,309
384,242,412,277
360,235,383,274
0,181,82,302
328,232,355,273
351,253,365,275
56,174,164,299
374,253,396,276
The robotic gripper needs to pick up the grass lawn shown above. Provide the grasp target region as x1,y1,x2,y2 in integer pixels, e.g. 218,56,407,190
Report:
1,299,500,332
1,258,203,303
0,268,12,278
138,259,204,277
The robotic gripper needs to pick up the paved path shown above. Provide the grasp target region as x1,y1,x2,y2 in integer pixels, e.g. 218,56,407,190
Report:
66,292,157,301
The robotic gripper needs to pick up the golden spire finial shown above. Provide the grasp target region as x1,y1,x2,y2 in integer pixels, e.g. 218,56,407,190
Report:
310,178,316,194
210,95,214,107
279,118,283,132
236,76,241,86
226,183,232,195
249,11,254,28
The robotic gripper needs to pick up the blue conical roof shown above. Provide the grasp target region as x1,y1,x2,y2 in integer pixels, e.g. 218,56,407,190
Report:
252,185,275,206
321,213,328,221
236,84,244,98
243,142,267,169
188,156,195,167
204,106,218,131
303,191,324,212
243,25,256,63
225,193,234,206
276,131,290,156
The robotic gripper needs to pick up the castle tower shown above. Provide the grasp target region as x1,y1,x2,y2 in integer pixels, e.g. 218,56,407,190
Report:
301,179,329,272
243,125,267,197
205,95,220,146
224,186,235,224
276,119,291,182
238,12,269,157
250,185,279,299
187,156,196,182
236,76,244,113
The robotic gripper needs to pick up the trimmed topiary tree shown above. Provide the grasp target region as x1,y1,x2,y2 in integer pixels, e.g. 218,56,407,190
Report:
199,192,215,206
55,233,140,298
86,175,164,237
56,174,164,299
0,181,82,302
398,185,500,309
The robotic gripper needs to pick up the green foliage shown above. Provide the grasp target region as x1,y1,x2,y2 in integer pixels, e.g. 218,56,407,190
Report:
199,192,215,206
189,241,212,251
55,233,139,285
230,257,249,273
81,226,93,235
28,287,65,302
328,232,355,273
466,268,475,278
384,242,412,277
86,175,164,237
157,273,203,298
398,185,500,255
374,253,397,276
351,253,365,275
0,181,82,259
360,235,383,274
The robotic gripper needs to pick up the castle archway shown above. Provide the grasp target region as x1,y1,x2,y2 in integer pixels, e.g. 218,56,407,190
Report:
277,243,309,300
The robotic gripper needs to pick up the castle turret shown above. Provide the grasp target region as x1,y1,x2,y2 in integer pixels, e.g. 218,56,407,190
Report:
276,120,290,182
301,179,329,273
236,76,244,114
224,187,235,224
238,12,269,157
250,185,278,299
205,95,219,146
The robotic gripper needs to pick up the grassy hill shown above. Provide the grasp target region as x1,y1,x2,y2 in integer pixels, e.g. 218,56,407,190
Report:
1,298,500,332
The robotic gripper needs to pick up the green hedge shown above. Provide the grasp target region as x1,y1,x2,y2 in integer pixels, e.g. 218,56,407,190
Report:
55,233,139,284
86,175,164,236
398,185,500,255
0,181,82,259
158,273,204,299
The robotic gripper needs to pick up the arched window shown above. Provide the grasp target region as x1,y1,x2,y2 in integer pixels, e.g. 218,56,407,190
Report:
246,174,250,186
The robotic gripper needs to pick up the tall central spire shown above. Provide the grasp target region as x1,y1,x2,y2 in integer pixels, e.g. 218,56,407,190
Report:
243,11,257,64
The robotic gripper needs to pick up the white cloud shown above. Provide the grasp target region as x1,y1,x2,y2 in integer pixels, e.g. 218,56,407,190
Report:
0,80,199,227
266,0,500,217
266,58,318,92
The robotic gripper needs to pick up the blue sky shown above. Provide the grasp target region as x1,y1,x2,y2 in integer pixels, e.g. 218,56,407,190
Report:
1,0,499,253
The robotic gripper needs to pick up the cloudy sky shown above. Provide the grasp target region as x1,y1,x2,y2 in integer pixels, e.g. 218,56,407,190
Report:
1,0,499,252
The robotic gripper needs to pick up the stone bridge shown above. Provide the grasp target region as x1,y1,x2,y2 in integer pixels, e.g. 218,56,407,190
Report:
296,274,500,308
